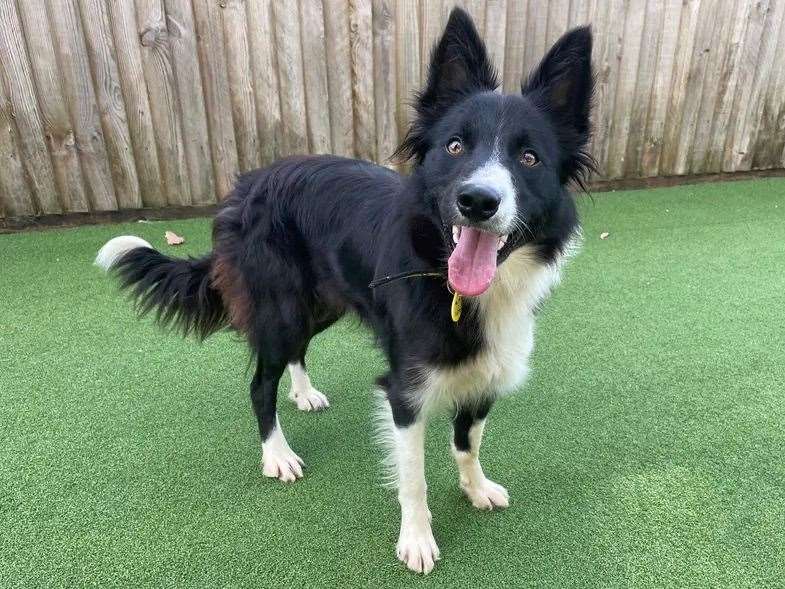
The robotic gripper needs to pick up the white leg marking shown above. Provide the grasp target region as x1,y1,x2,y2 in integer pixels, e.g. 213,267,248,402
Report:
394,419,440,574
452,419,509,510
261,414,304,483
287,363,329,411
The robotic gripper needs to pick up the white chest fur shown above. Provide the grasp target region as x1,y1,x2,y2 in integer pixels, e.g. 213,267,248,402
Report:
415,244,569,413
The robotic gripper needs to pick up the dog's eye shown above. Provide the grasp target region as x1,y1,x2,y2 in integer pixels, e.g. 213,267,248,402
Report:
520,149,540,167
446,138,464,156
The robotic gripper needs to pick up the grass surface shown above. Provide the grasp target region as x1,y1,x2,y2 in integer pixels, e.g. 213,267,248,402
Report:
1,179,784,588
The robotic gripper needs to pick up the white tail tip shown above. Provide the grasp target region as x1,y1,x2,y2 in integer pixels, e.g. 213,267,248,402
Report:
95,235,153,271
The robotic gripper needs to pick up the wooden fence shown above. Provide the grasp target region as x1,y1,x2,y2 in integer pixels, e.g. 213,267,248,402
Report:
1,0,784,220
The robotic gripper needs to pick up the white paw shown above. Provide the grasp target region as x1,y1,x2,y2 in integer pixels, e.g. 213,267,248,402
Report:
261,443,304,483
462,478,509,510
396,523,440,574
289,387,330,412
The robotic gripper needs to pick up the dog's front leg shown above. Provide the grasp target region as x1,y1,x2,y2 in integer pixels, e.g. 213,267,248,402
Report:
388,399,439,574
452,401,509,510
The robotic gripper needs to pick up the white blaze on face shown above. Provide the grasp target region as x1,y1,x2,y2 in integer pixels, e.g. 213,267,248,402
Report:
447,150,518,297
460,155,517,235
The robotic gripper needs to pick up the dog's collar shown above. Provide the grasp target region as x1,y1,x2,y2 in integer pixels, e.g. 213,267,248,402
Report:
368,270,462,323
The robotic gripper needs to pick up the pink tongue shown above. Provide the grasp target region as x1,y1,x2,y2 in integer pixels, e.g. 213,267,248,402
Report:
448,227,499,297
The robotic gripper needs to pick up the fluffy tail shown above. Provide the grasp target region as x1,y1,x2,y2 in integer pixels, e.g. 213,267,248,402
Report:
95,236,228,340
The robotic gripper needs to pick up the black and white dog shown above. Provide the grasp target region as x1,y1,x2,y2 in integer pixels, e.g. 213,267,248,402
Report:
96,8,593,574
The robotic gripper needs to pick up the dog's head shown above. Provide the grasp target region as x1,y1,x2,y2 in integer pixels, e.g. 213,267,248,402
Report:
397,8,594,297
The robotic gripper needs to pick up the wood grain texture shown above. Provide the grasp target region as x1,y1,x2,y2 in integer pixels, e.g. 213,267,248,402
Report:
659,0,700,176
349,0,375,161
394,0,420,143
246,0,283,166
163,0,216,204
4,0,785,220
0,0,61,214
16,0,88,213
324,0,355,157
373,0,397,165
299,0,333,154
223,0,261,171
135,0,191,206
191,0,239,197
640,0,682,177
727,0,782,171
483,0,507,80
753,3,785,169
106,1,165,208
47,0,118,211
689,0,733,174
502,0,526,93
77,0,141,209
0,75,35,216
622,0,661,178
273,0,309,155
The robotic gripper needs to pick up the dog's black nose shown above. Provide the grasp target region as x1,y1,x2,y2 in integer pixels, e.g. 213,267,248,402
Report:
457,186,501,221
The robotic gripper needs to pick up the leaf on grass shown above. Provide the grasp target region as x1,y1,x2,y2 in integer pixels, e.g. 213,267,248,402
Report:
600,232,610,240
165,231,185,245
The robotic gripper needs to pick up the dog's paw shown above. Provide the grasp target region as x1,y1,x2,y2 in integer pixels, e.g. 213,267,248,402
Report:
462,478,509,510
396,523,440,574
289,387,330,412
261,446,304,483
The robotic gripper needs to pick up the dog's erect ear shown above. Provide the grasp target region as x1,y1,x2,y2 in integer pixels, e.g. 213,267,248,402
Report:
394,8,498,163
523,27,595,187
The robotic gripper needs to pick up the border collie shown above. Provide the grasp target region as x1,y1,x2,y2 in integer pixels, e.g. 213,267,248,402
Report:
96,8,593,574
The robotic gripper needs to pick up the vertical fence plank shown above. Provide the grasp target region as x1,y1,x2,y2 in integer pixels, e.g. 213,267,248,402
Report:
223,0,261,171
689,0,735,173
273,1,309,155
591,0,626,177
16,0,88,213
373,0,397,164
299,0,333,154
136,0,191,206
605,1,644,179
753,6,785,169
246,0,283,166
324,0,355,157
394,0,420,144
47,0,117,211
726,0,782,171
545,0,570,46
163,0,216,204
640,0,682,177
523,0,548,73
0,1,61,214
623,0,662,178
106,2,165,208
659,0,700,176
349,0,376,161
722,0,769,171
419,0,445,82
77,0,141,209
191,0,239,196
484,0,507,80
502,0,526,93
703,2,749,172
0,78,35,216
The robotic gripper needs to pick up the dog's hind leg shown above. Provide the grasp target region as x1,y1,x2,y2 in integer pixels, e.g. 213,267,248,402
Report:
287,360,329,411
251,356,304,482
451,401,509,510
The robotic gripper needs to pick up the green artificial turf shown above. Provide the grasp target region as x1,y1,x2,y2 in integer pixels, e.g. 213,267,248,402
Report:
1,178,784,588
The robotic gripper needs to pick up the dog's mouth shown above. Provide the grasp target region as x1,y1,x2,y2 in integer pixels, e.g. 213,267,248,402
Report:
447,225,510,297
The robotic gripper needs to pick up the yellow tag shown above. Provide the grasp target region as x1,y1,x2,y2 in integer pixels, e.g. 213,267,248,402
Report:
451,291,462,322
